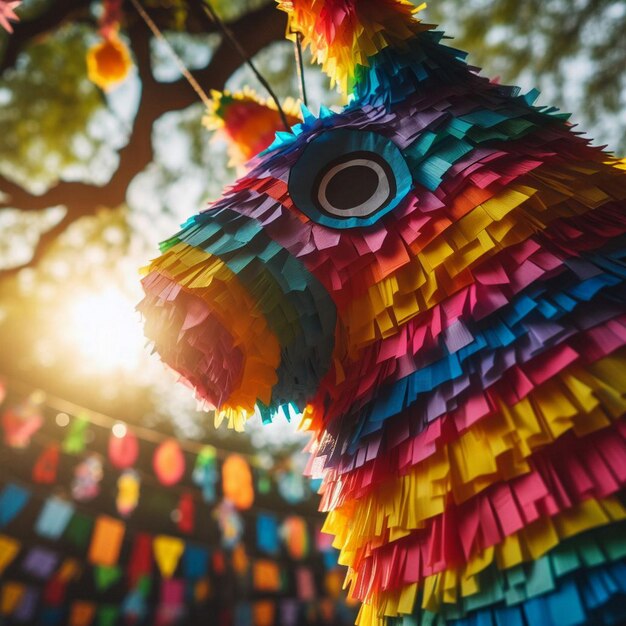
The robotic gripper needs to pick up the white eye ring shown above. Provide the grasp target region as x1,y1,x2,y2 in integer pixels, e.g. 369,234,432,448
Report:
316,157,391,218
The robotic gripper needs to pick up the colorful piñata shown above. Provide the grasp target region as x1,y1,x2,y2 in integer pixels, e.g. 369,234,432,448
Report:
139,1,626,624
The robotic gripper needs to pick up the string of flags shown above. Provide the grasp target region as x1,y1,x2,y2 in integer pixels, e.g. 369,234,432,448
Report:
0,379,356,625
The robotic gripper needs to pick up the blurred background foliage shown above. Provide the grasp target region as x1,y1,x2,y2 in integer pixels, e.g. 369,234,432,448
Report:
0,0,624,451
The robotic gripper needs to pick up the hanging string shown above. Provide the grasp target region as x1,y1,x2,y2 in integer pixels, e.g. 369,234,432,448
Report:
293,30,308,107
198,0,291,132
3,376,301,465
128,0,213,109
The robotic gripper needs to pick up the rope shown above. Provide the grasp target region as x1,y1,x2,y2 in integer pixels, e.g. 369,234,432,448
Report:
198,0,291,132
128,0,213,109
293,31,308,107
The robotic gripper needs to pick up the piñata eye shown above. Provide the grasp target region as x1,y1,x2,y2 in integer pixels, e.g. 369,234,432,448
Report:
289,129,411,228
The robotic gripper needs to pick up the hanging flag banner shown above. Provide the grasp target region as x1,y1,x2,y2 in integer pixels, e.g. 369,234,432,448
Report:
176,492,194,534
35,498,75,540
63,512,93,550
0,483,30,527
13,585,38,622
192,446,218,502
155,578,185,625
127,533,153,587
108,427,139,469
72,454,103,502
94,565,122,592
257,513,280,555
88,516,125,567
62,415,89,455
69,600,96,626
181,544,209,580
0,535,19,576
1,399,42,448
153,535,185,579
0,581,25,616
153,439,185,486
222,454,254,510
281,516,310,560
253,600,276,626
116,469,140,518
32,443,60,484
253,560,281,592
97,604,120,626
22,547,59,580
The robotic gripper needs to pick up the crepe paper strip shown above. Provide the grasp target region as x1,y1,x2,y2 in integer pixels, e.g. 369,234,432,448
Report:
414,521,626,616
94,565,122,592
86,33,132,92
1,400,42,448
32,443,60,484
72,454,104,502
204,89,301,168
0,1,21,34
222,454,254,510
69,601,97,626
35,498,75,540
253,600,276,626
318,350,626,523
182,544,209,580
97,605,120,626
108,429,139,469
22,547,59,580
281,516,310,560
0,581,24,615
296,566,316,601
88,516,125,567
153,439,185,486
0,483,30,527
257,513,280,555
127,533,153,588
253,560,282,592
192,446,219,502
347,493,626,600
394,559,626,626
0,535,19,576
324,419,626,568
153,535,185,579
176,492,195,534
13,585,38,622
62,415,89,454
63,512,93,550
232,543,249,576
116,469,140,518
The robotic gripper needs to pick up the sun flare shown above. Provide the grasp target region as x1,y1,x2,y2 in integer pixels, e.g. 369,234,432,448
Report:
65,288,146,373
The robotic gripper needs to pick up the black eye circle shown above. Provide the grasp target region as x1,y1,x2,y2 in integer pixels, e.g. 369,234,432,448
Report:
288,129,412,229
312,151,396,219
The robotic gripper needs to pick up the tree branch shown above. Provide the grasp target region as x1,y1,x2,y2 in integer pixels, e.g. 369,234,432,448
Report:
0,3,286,279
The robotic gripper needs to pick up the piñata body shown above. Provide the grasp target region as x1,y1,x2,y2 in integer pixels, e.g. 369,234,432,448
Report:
139,1,626,624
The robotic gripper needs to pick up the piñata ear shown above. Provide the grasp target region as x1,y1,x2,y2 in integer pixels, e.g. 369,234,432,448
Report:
277,0,429,98
203,89,301,168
